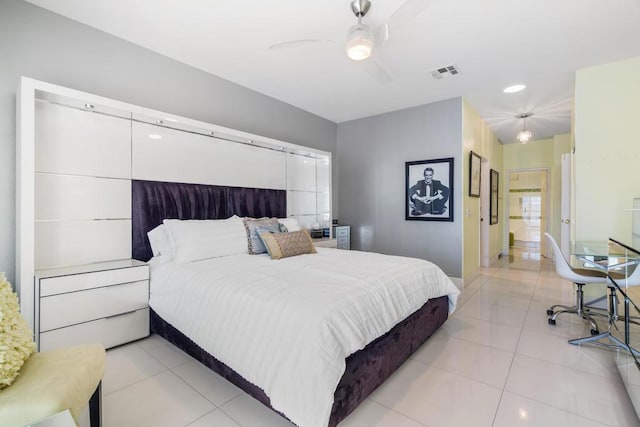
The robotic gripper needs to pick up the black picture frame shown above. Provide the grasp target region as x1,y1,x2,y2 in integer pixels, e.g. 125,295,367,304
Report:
469,151,481,198
490,169,499,225
405,157,454,222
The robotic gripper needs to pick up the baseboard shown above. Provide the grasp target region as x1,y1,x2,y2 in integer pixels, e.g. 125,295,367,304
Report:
448,276,464,290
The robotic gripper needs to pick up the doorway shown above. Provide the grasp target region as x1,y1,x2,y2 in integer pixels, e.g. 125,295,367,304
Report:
507,169,550,267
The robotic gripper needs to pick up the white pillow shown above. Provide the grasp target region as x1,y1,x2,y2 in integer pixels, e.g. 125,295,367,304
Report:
147,224,174,259
163,216,248,263
278,217,301,232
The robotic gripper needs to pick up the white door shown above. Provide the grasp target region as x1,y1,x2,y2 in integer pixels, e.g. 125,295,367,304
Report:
561,153,572,258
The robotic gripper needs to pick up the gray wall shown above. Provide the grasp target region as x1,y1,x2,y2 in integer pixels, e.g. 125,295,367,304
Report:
0,0,337,284
337,98,463,276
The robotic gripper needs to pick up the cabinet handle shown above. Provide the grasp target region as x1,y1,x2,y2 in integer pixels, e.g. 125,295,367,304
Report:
105,310,137,320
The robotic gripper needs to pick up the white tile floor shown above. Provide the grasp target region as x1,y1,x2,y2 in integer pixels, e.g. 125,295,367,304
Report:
101,250,640,427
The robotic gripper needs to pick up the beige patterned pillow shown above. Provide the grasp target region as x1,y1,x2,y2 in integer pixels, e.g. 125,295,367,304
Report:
259,229,317,260
0,273,36,389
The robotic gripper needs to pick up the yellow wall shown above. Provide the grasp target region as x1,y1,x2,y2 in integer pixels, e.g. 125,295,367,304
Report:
574,56,640,241
462,99,503,281
503,135,570,248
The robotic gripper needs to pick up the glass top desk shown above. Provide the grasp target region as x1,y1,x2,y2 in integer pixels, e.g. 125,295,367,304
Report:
572,239,640,273
569,238,640,352
571,239,640,419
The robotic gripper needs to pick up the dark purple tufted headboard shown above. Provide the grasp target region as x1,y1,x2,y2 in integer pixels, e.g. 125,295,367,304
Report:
132,180,286,261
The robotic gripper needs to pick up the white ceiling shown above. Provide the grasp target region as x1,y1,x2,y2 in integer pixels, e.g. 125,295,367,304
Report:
24,0,640,143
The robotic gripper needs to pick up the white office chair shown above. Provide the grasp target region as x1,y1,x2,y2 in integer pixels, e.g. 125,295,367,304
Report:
545,232,609,334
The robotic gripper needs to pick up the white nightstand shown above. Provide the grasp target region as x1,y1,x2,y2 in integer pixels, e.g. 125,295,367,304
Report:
334,225,351,250
314,238,337,249
35,259,149,351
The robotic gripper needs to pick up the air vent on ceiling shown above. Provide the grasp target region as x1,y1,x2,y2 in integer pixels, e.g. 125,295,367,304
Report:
431,64,460,79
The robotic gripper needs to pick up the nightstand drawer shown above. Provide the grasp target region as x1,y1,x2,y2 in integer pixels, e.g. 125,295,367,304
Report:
39,265,149,296
40,280,149,332
314,238,337,248
39,307,149,351
336,227,349,237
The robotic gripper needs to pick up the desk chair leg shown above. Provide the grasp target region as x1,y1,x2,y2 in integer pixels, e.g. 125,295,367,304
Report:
89,381,102,427
547,284,600,334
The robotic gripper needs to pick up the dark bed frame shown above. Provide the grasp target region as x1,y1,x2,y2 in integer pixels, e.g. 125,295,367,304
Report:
132,179,450,426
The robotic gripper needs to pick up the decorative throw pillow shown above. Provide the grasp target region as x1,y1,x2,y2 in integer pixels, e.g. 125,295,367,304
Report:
259,229,317,260
277,217,301,232
0,273,36,390
243,217,281,255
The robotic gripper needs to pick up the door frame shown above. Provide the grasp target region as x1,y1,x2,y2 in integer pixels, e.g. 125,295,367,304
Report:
480,158,490,267
505,167,551,258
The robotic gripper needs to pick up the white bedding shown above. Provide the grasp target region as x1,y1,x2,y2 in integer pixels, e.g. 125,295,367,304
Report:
149,248,460,427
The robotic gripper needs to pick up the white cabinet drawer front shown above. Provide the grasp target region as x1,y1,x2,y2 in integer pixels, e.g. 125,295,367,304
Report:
336,227,350,237
40,265,149,296
39,308,149,352
314,239,337,248
35,219,132,269
41,280,149,331
35,174,131,221
35,101,131,178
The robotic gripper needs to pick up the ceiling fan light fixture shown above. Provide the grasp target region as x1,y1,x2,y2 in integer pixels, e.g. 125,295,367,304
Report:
346,24,374,61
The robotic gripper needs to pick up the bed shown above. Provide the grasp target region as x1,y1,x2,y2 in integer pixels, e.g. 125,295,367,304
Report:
132,179,460,427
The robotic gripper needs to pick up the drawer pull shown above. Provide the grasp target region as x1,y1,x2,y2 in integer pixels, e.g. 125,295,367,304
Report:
105,310,137,320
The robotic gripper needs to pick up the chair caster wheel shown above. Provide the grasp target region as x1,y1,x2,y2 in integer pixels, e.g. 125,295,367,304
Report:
546,309,554,316
548,318,556,325
591,329,599,336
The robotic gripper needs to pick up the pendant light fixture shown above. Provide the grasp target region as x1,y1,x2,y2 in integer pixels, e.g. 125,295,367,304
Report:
516,112,533,144
346,0,375,61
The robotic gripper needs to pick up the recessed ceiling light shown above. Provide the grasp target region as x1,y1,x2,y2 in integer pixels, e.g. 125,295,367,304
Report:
148,134,162,140
503,84,526,93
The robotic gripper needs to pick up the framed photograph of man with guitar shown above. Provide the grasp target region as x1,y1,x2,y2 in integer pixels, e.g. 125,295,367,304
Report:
405,157,454,222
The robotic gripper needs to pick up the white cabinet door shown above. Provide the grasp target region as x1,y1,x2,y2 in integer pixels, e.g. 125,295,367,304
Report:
132,122,228,185
225,143,286,189
35,101,131,178
35,220,131,269
287,191,317,216
287,153,316,191
35,174,130,221
132,122,286,189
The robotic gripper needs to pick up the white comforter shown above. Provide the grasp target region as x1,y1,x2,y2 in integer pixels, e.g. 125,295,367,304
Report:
149,248,460,427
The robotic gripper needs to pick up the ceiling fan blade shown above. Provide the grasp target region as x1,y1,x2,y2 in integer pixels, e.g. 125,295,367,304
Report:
268,39,337,51
356,58,392,84
376,0,435,45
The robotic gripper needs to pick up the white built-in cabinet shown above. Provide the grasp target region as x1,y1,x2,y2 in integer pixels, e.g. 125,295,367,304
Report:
17,78,332,349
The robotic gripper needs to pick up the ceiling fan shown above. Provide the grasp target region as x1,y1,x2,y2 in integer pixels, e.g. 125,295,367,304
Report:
268,0,434,84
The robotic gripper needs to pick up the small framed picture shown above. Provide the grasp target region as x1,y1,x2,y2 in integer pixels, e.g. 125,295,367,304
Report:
469,151,481,198
405,158,454,222
490,169,499,225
